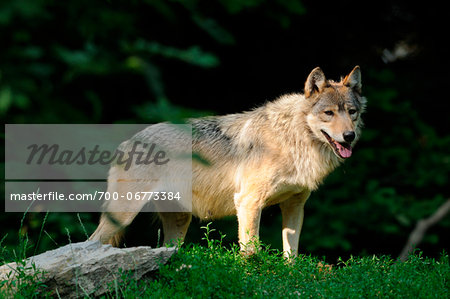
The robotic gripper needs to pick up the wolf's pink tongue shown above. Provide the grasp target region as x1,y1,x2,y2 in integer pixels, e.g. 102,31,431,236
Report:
335,141,352,158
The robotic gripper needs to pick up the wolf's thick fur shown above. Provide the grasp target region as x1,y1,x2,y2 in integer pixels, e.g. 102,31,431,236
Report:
90,66,366,257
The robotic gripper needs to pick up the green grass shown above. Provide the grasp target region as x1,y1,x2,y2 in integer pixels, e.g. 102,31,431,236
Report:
113,245,448,298
1,223,448,298
0,210,49,298
109,225,449,298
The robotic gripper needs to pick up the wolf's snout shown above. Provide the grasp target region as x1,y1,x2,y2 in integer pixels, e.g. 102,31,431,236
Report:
343,131,356,143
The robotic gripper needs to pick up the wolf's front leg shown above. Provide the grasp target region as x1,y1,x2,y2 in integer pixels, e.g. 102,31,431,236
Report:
279,191,311,258
235,195,262,255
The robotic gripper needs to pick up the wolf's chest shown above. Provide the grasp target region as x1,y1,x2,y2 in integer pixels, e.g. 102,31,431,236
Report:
281,147,341,191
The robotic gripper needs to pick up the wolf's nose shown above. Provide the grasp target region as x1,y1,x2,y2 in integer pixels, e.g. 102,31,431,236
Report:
343,131,355,143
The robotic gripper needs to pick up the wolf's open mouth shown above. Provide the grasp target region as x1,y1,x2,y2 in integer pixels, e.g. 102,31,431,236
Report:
321,130,352,159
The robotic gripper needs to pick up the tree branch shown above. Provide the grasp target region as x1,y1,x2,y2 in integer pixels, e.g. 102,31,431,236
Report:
398,199,450,261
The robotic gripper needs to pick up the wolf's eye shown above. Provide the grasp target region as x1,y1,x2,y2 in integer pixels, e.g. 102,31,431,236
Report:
324,111,334,116
348,109,357,115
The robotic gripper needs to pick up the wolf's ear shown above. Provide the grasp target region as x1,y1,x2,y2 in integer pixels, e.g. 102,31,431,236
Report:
343,66,362,94
305,67,327,98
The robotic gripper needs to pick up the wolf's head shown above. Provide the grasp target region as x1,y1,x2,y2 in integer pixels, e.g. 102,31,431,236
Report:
304,66,366,159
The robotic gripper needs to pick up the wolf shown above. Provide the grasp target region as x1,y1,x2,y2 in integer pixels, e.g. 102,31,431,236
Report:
90,66,366,257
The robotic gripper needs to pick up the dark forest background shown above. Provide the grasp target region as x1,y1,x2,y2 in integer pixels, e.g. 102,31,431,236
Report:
1,0,449,262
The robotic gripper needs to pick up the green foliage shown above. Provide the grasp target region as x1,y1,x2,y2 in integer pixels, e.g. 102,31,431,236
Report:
1,0,448,261
0,0,224,123
125,39,220,68
134,97,212,123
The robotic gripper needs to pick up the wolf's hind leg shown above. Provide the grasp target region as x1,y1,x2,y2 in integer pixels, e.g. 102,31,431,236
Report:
159,212,192,247
89,172,148,246
89,211,142,246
